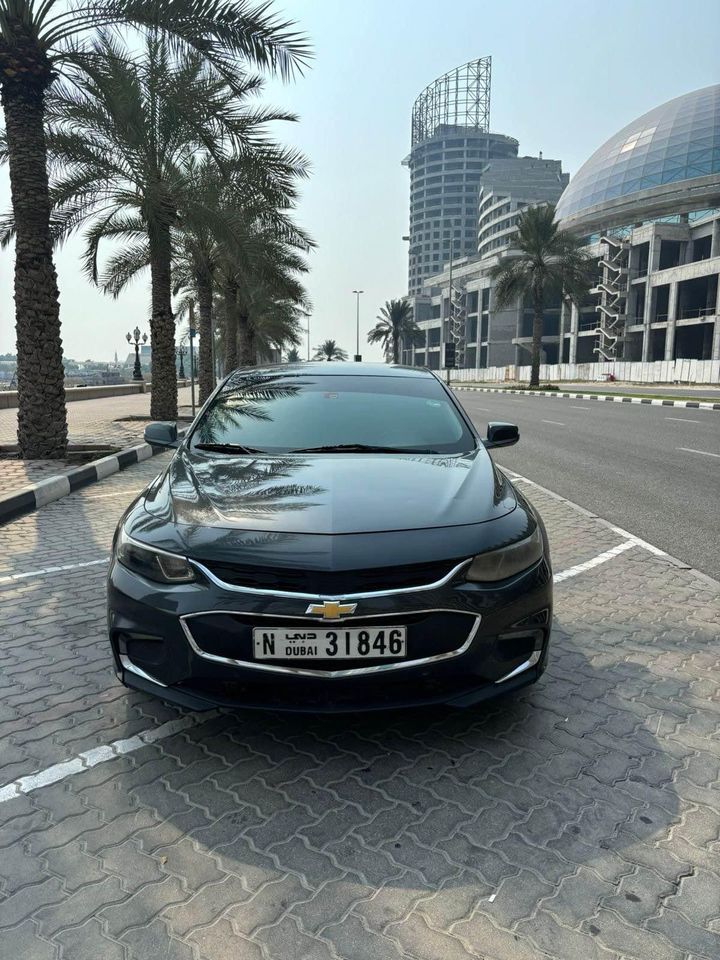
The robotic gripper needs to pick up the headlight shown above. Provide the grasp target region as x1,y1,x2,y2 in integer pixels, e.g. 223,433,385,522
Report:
466,524,544,582
116,527,196,584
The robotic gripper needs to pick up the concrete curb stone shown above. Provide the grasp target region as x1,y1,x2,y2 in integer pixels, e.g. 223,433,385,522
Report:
452,385,720,410
0,433,183,526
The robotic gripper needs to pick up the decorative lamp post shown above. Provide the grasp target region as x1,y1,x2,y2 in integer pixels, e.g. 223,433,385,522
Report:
126,327,147,381
176,344,187,380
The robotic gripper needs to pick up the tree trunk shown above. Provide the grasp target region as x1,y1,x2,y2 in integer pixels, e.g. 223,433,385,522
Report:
530,286,544,388
238,314,255,365
148,221,177,420
392,331,400,364
1,57,68,458
223,282,238,374
196,269,214,403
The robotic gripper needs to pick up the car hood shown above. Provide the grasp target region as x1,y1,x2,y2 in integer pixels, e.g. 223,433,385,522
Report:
143,447,516,536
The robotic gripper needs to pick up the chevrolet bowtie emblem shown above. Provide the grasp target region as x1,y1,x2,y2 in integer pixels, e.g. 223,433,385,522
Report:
305,600,358,620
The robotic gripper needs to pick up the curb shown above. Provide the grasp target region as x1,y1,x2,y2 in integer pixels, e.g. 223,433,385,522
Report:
0,433,184,526
452,385,720,410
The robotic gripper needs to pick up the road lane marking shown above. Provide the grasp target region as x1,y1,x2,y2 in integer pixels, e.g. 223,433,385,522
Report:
0,712,215,804
677,447,720,459
541,419,565,426
0,557,109,585
553,541,636,583
571,406,589,410
665,417,702,424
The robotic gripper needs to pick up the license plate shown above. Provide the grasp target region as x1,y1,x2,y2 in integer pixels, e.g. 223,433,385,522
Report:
252,626,406,660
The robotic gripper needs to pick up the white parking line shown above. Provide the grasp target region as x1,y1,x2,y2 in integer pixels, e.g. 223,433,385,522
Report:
541,419,565,426
507,472,671,559
553,541,635,583
677,447,720,459
665,417,702,424
72,489,142,501
0,557,109,585
0,713,212,804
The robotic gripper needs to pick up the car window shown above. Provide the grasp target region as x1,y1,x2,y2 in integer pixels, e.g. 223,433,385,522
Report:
190,374,475,454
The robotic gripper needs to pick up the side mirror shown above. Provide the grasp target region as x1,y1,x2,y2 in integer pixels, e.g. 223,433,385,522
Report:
484,422,519,449
144,422,178,448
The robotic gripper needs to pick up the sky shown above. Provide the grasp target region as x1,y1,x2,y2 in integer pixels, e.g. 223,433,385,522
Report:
1,0,719,363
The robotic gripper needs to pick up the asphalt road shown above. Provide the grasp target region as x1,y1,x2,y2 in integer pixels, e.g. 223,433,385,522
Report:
456,389,720,580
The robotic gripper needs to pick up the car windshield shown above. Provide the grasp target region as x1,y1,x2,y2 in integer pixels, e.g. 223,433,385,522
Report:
190,373,476,455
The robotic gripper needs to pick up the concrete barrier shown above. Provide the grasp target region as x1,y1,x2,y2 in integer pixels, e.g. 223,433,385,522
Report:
0,380,190,410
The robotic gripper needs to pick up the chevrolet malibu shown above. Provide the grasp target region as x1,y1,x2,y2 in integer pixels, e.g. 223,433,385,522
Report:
108,363,552,711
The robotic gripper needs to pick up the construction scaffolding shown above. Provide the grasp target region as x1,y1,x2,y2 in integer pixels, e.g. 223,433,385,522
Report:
411,57,491,147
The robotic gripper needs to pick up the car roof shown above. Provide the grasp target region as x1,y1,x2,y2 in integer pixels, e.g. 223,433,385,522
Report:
225,362,434,381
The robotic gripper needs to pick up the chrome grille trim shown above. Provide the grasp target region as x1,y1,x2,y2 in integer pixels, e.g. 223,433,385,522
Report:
189,557,472,601
179,609,481,678
119,654,168,687
494,649,541,684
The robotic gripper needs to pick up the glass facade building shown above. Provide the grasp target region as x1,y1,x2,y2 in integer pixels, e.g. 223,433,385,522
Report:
556,85,720,233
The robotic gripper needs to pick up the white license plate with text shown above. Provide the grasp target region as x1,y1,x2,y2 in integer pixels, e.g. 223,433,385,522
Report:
252,627,407,660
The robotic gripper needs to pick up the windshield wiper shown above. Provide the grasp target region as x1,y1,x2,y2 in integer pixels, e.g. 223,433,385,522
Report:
194,442,265,455
290,443,438,454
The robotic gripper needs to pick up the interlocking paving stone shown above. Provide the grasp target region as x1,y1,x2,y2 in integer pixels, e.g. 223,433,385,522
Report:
0,455,719,959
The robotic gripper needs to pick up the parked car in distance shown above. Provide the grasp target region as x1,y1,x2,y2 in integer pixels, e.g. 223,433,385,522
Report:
108,363,552,712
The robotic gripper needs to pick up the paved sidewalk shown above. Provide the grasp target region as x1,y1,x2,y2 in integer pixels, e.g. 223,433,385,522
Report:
0,388,194,499
0,455,718,959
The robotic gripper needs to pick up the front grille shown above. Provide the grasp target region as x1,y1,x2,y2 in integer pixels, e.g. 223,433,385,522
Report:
201,558,462,595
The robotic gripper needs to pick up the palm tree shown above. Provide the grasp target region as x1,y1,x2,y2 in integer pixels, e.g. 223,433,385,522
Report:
215,221,312,371
171,157,311,400
313,339,347,361
489,204,594,387
285,347,301,362
43,34,307,420
368,298,423,363
0,0,309,459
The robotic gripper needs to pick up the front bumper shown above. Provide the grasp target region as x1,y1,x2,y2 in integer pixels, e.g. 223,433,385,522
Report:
107,557,552,713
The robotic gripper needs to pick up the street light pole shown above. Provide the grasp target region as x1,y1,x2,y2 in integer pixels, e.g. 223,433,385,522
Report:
445,236,456,384
126,326,147,381
176,344,186,380
352,289,363,361
188,300,196,418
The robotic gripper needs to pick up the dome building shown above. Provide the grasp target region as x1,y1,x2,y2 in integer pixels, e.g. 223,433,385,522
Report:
556,85,720,235
555,85,720,367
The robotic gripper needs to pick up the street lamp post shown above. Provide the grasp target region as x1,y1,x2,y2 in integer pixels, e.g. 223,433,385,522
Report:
352,289,363,361
126,327,147,381
188,300,197,418
176,344,187,380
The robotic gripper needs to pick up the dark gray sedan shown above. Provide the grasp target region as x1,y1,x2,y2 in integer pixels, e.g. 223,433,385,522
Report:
108,363,552,711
